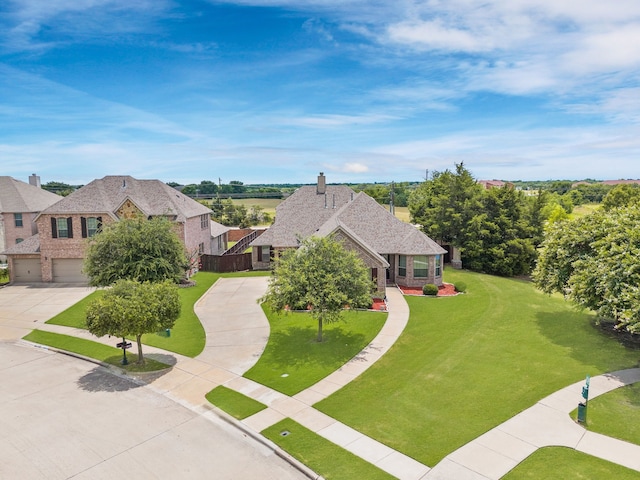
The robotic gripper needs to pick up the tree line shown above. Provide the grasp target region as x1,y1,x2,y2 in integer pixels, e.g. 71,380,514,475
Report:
407,163,637,277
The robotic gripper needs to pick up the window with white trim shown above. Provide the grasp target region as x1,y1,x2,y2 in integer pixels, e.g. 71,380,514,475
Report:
14,213,23,227
435,254,441,276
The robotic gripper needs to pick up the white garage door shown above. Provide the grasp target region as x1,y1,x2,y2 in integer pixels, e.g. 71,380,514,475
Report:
52,259,88,283
13,258,42,282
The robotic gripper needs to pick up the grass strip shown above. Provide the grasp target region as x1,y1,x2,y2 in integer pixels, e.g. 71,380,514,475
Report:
503,447,640,479
575,383,640,444
262,418,395,480
244,307,387,395
23,330,170,372
205,386,267,419
315,269,640,466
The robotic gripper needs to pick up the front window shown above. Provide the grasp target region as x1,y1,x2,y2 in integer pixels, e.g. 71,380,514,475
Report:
262,245,271,262
86,217,99,237
414,255,428,277
201,214,209,229
14,213,23,227
398,255,406,277
16,238,23,244
56,218,69,238
435,255,442,276
198,242,205,254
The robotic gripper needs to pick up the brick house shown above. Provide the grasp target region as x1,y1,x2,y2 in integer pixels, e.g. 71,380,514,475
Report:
0,175,62,267
250,173,447,293
3,175,218,283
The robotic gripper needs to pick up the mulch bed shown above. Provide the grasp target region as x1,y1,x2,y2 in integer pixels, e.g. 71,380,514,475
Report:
398,283,458,297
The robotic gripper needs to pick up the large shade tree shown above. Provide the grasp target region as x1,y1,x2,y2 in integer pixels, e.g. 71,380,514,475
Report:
84,216,188,286
86,280,181,364
409,162,483,248
533,206,640,334
260,236,373,342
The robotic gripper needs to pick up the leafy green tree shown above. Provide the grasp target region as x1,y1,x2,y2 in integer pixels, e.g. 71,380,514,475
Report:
86,280,181,364
409,162,483,247
84,216,188,286
546,180,573,195
42,181,77,196
464,187,536,276
602,184,640,210
533,207,640,333
260,236,373,342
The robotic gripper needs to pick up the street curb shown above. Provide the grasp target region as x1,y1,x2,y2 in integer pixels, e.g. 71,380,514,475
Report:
202,403,325,480
20,339,324,480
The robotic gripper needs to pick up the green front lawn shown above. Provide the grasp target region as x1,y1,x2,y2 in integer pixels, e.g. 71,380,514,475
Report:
262,419,395,480
503,447,640,479
46,271,268,358
315,270,640,466
243,307,387,395
23,330,170,372
580,383,640,444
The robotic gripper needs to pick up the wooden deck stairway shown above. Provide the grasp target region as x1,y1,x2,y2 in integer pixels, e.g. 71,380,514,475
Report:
222,229,265,255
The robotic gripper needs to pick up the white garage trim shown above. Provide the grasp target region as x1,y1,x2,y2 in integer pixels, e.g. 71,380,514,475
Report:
13,258,42,282
52,259,88,284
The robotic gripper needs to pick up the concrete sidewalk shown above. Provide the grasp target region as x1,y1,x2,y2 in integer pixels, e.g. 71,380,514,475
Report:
6,279,640,479
425,368,640,479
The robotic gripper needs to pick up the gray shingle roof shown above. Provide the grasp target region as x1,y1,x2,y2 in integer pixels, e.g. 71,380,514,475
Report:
251,187,446,256
210,221,230,237
40,176,212,222
1,234,40,255
0,177,62,213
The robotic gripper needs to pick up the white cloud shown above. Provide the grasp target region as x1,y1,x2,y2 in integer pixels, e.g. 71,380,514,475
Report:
387,20,491,52
280,113,397,128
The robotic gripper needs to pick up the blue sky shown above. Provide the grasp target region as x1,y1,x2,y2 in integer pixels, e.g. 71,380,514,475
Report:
1,0,639,185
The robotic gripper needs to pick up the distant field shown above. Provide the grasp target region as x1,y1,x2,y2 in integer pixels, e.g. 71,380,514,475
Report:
232,198,281,220
570,203,600,219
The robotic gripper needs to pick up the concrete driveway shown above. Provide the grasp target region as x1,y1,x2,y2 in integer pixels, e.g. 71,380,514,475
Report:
0,284,94,341
0,341,306,480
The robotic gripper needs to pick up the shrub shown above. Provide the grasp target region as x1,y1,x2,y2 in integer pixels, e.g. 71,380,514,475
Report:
454,282,467,293
423,284,439,296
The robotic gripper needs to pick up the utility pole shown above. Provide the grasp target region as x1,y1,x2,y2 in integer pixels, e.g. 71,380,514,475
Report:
390,181,395,216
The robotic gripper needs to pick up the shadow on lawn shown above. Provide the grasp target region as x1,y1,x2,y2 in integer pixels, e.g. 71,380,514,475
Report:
266,326,367,369
536,310,640,370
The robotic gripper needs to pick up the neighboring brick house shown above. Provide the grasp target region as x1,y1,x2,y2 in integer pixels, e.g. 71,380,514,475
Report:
0,175,62,266
250,173,447,293
3,175,217,283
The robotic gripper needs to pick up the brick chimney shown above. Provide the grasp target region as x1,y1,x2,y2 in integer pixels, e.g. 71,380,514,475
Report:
29,174,41,188
317,172,326,194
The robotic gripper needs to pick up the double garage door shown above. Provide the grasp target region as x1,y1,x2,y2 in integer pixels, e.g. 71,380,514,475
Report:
13,258,42,282
52,259,88,284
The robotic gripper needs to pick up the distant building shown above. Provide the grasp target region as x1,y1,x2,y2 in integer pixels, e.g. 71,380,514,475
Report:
477,180,515,190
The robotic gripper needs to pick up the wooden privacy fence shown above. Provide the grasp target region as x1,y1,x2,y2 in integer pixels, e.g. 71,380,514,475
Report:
200,253,252,273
